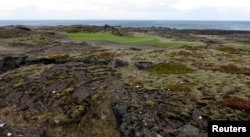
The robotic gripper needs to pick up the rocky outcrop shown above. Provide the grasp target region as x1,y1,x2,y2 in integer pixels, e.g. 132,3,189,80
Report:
0,56,118,136
0,56,28,72
111,85,207,137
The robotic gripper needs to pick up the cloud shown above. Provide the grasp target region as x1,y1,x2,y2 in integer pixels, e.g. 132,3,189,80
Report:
170,0,250,12
0,0,250,20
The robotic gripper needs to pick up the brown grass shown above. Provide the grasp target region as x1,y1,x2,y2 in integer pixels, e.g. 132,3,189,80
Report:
98,51,120,58
197,63,250,76
48,53,70,60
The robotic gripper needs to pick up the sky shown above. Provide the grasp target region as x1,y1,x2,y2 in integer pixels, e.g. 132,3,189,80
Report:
0,0,250,20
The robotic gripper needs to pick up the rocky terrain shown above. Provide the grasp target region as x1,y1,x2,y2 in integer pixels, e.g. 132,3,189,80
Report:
0,25,250,137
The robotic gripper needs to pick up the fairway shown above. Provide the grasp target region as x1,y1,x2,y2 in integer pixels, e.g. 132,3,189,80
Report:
65,32,199,47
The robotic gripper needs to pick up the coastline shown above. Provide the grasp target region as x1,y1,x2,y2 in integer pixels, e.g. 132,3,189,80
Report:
1,20,250,30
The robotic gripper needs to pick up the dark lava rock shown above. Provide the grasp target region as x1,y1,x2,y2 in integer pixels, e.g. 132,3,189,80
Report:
134,62,153,70
0,98,7,108
111,85,208,137
28,58,56,65
114,59,129,68
192,109,207,128
15,25,32,31
82,56,112,65
104,24,112,29
0,122,46,137
177,124,200,137
0,56,62,73
129,47,142,51
0,56,28,72
112,86,178,137
112,27,124,36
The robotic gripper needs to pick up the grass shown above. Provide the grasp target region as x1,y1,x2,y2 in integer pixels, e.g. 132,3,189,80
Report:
64,32,199,47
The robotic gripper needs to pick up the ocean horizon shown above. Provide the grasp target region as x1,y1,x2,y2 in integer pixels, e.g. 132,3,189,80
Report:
0,20,250,31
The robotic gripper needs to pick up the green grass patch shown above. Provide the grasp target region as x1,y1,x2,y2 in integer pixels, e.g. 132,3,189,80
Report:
64,32,199,47
150,63,195,74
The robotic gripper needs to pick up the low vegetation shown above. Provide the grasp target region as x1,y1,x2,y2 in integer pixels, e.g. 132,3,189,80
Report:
64,32,199,47
165,82,193,92
149,63,195,74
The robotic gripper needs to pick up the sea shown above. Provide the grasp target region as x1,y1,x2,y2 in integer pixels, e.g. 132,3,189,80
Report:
0,20,250,31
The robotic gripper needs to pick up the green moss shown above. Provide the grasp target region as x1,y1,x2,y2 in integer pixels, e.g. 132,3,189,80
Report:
11,81,24,89
64,87,75,94
129,103,140,108
54,114,72,125
38,113,55,125
71,105,86,120
59,87,75,97
150,63,195,74
166,112,178,118
92,92,102,100
165,82,193,92
60,97,75,106
145,100,156,107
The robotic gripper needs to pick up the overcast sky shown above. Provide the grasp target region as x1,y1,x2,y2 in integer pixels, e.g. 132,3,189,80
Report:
1,0,250,20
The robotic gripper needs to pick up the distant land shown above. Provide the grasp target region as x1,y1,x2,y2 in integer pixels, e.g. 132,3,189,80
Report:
0,20,250,30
